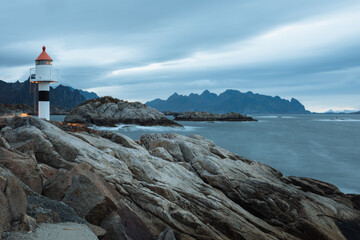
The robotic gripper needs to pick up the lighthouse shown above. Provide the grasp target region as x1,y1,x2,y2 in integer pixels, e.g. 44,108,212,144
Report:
30,46,57,120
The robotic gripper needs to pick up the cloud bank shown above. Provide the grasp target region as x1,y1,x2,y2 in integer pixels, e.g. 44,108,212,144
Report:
1,0,360,112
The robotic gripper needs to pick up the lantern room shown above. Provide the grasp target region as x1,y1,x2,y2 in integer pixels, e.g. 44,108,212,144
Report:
35,46,53,65
30,46,57,83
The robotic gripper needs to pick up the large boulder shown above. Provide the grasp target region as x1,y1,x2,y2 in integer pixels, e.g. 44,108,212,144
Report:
0,166,30,236
43,163,120,222
43,163,152,240
38,163,57,181
0,163,87,237
64,96,182,127
0,147,43,193
26,195,86,225
99,211,131,240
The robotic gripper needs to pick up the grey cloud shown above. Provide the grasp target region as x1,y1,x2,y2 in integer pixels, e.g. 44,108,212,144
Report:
1,0,360,111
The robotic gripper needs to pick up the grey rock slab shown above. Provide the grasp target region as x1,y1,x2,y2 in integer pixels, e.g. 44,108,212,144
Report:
3,222,97,240
158,227,176,240
2,117,133,186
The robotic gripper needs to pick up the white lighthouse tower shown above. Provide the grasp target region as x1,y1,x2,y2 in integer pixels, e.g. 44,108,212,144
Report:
30,46,57,120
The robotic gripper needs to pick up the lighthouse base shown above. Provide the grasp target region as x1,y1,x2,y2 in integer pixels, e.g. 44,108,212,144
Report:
38,82,50,120
38,101,50,120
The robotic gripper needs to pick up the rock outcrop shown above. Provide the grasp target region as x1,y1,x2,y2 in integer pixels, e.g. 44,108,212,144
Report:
1,116,360,240
174,111,257,121
65,96,183,127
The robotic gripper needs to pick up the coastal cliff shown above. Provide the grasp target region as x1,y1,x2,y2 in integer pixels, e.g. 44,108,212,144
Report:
0,116,359,239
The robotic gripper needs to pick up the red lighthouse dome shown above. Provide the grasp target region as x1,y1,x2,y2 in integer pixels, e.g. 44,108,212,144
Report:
35,46,53,61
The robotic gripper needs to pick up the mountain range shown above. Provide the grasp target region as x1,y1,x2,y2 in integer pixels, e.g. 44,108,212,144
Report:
147,89,310,114
324,110,360,114
0,79,98,109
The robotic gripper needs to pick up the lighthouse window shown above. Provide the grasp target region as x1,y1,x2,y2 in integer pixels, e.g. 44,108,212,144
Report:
36,60,52,65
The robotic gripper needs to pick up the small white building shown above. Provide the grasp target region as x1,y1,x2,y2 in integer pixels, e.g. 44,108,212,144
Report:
30,46,57,120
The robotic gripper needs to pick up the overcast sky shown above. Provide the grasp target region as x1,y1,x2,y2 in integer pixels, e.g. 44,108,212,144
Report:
1,0,360,112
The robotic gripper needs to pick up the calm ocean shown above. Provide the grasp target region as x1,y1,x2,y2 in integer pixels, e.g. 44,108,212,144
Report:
52,114,360,194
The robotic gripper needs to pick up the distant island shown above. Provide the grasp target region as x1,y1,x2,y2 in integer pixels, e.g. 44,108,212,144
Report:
147,89,310,114
0,79,98,111
174,111,257,122
321,110,360,114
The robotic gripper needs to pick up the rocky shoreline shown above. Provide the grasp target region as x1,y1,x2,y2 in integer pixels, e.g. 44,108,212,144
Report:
174,111,257,121
0,116,359,239
0,104,70,116
65,97,182,127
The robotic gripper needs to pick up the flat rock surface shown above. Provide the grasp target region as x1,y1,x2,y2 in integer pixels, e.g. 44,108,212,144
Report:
4,222,97,240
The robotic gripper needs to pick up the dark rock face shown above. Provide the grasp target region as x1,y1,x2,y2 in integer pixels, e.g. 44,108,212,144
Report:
147,89,310,114
1,117,360,240
100,211,131,240
0,79,98,110
27,195,85,224
350,195,360,211
174,111,257,121
65,96,182,127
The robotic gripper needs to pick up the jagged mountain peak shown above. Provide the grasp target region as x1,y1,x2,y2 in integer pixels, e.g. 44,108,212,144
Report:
147,89,310,114
0,79,98,109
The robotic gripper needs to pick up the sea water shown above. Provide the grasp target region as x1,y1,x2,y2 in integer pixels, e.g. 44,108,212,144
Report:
52,114,360,194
